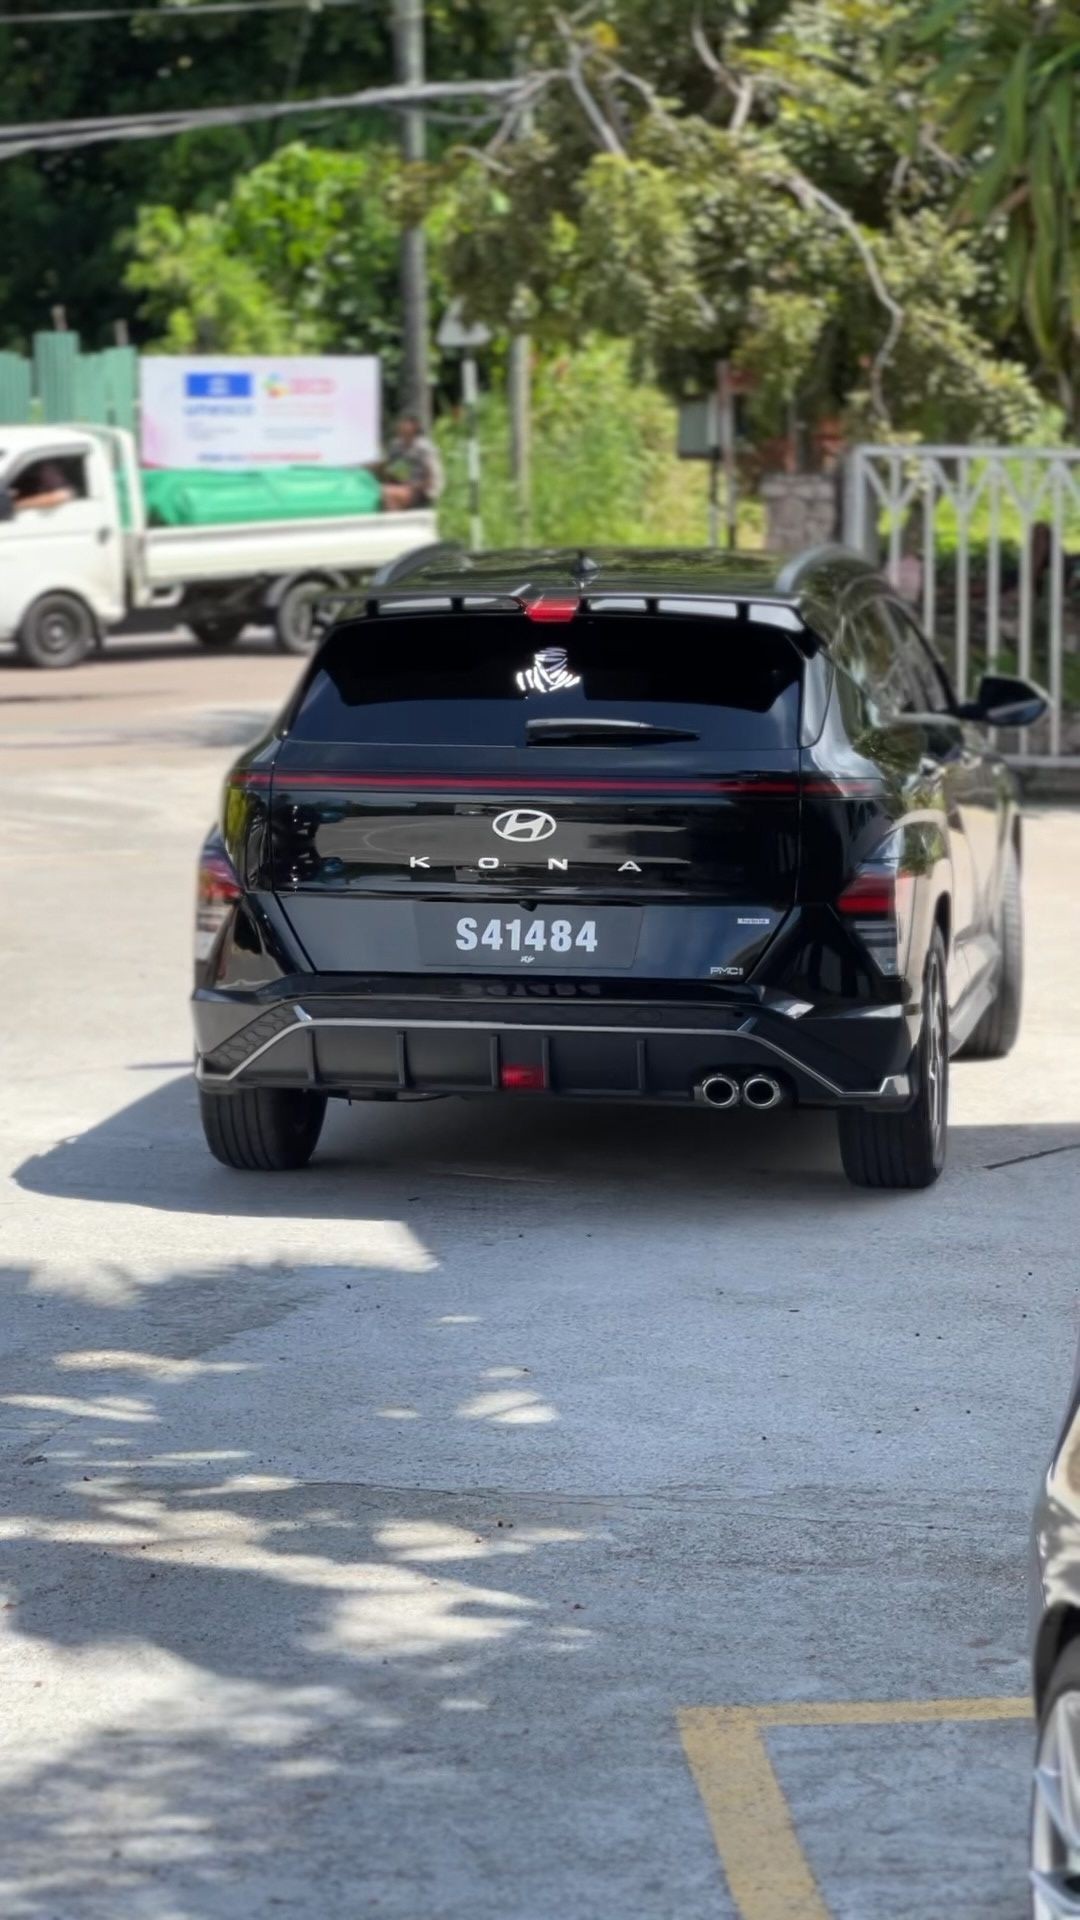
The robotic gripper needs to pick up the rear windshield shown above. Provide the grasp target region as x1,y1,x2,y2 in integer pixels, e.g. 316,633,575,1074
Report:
288,613,802,748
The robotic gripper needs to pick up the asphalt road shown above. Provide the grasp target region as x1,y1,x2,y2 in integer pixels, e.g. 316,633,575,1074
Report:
2,637,1080,1920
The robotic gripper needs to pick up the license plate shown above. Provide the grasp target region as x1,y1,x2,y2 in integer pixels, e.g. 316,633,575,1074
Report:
416,906,642,969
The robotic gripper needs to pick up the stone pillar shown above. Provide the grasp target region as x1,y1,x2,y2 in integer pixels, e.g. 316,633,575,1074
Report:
761,474,839,555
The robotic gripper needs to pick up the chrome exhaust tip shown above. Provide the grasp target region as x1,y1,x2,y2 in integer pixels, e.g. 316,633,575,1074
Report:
697,1072,741,1110
741,1073,784,1111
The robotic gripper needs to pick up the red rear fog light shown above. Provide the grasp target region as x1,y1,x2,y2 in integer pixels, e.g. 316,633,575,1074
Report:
500,1064,548,1091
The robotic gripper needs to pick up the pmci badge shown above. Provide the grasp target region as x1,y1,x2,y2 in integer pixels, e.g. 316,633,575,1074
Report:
184,372,253,399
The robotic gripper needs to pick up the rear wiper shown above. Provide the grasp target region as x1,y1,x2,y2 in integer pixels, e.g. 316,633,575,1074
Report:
525,716,699,745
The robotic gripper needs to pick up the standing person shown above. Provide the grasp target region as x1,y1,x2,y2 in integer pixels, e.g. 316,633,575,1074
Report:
376,413,444,512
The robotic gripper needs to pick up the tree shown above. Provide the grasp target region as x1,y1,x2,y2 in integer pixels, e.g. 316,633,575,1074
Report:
125,143,417,369
430,1,1046,443
0,0,510,347
907,0,1080,425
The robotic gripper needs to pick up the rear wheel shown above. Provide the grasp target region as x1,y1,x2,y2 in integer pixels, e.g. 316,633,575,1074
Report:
958,844,1022,1060
1031,1638,1080,1918
199,1085,327,1171
189,613,246,650
16,591,95,668
837,928,948,1190
274,577,327,655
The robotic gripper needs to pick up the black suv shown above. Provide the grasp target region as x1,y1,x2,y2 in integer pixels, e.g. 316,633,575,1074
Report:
192,546,1046,1188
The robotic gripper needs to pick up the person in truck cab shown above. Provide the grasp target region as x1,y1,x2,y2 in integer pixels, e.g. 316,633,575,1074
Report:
12,459,77,513
376,414,445,511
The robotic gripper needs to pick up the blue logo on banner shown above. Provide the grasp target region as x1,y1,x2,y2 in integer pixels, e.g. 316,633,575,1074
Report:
184,372,253,399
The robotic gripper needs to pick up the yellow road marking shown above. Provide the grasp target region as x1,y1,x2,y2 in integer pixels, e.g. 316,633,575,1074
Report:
679,1711,832,1920
677,1697,1031,1920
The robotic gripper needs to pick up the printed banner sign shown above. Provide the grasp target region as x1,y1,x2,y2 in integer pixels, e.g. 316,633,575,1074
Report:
139,355,381,468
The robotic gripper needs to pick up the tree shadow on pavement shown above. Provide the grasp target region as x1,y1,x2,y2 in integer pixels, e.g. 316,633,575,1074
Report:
0,1254,622,1920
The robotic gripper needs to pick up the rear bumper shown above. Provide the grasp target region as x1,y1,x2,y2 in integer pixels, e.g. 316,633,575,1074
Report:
193,978,915,1109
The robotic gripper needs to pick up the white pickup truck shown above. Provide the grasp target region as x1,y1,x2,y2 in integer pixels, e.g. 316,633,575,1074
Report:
0,423,440,667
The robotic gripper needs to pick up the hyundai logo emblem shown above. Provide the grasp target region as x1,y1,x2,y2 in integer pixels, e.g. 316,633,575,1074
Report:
492,809,558,844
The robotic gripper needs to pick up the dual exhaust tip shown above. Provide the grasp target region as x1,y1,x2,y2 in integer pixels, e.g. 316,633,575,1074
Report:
697,1072,785,1112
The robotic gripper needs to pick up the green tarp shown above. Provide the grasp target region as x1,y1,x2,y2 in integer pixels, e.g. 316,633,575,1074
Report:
142,465,382,527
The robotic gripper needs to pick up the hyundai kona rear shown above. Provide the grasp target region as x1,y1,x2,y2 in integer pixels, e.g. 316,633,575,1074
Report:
191,548,1027,1189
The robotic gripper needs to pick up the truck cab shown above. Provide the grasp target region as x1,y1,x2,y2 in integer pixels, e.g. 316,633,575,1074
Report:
0,427,127,664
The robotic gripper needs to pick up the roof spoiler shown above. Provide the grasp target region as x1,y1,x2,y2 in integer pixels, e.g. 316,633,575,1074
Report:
773,543,867,594
370,541,466,589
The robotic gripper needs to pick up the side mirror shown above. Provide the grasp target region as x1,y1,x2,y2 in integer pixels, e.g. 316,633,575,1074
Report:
957,671,1049,730
0,485,14,523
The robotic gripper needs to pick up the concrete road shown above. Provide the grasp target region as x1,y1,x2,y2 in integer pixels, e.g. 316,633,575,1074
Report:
2,643,1079,1920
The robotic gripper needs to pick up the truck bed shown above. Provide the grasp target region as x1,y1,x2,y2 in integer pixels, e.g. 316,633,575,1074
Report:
140,509,439,586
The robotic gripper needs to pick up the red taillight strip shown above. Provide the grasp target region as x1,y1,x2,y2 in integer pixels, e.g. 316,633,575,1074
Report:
230,768,881,798
256,772,802,795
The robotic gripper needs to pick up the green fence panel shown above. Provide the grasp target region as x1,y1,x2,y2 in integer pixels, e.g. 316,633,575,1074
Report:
102,346,138,431
34,330,80,422
0,352,33,423
74,352,108,426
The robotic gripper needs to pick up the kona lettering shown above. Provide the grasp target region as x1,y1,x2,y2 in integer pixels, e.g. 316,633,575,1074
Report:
405,852,650,876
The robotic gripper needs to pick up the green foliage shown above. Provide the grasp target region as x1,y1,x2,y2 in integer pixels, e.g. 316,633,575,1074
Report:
437,337,726,549
0,0,508,348
432,0,1049,442
125,208,297,354
2,0,1075,449
125,143,422,370
909,0,1080,418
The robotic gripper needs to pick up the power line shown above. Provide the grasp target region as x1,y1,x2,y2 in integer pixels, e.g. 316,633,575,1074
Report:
0,75,525,158
0,0,379,23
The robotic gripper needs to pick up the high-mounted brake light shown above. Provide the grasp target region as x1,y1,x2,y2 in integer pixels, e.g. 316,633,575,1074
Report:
524,594,581,624
195,840,242,963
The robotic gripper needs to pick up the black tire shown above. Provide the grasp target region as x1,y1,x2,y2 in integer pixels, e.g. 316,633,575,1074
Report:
837,928,948,1190
958,844,1023,1060
199,1085,327,1171
274,577,327,655
16,591,95,668
1030,1636,1080,1916
189,614,246,650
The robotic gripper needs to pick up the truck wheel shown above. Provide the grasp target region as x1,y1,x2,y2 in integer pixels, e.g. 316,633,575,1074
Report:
16,591,96,669
189,614,246,650
274,577,327,655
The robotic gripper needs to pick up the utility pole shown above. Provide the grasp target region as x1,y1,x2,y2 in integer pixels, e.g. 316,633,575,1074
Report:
508,332,531,535
508,34,533,534
393,0,429,427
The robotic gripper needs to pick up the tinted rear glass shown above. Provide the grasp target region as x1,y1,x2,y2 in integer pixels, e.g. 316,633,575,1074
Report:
289,613,802,747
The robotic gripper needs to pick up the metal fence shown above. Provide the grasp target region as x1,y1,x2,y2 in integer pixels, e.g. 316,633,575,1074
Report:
844,445,1080,762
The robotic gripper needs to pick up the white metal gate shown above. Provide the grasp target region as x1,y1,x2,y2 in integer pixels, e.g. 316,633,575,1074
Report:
844,445,1080,761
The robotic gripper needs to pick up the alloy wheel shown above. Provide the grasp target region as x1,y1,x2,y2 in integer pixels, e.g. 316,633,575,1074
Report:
1032,1690,1080,1916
